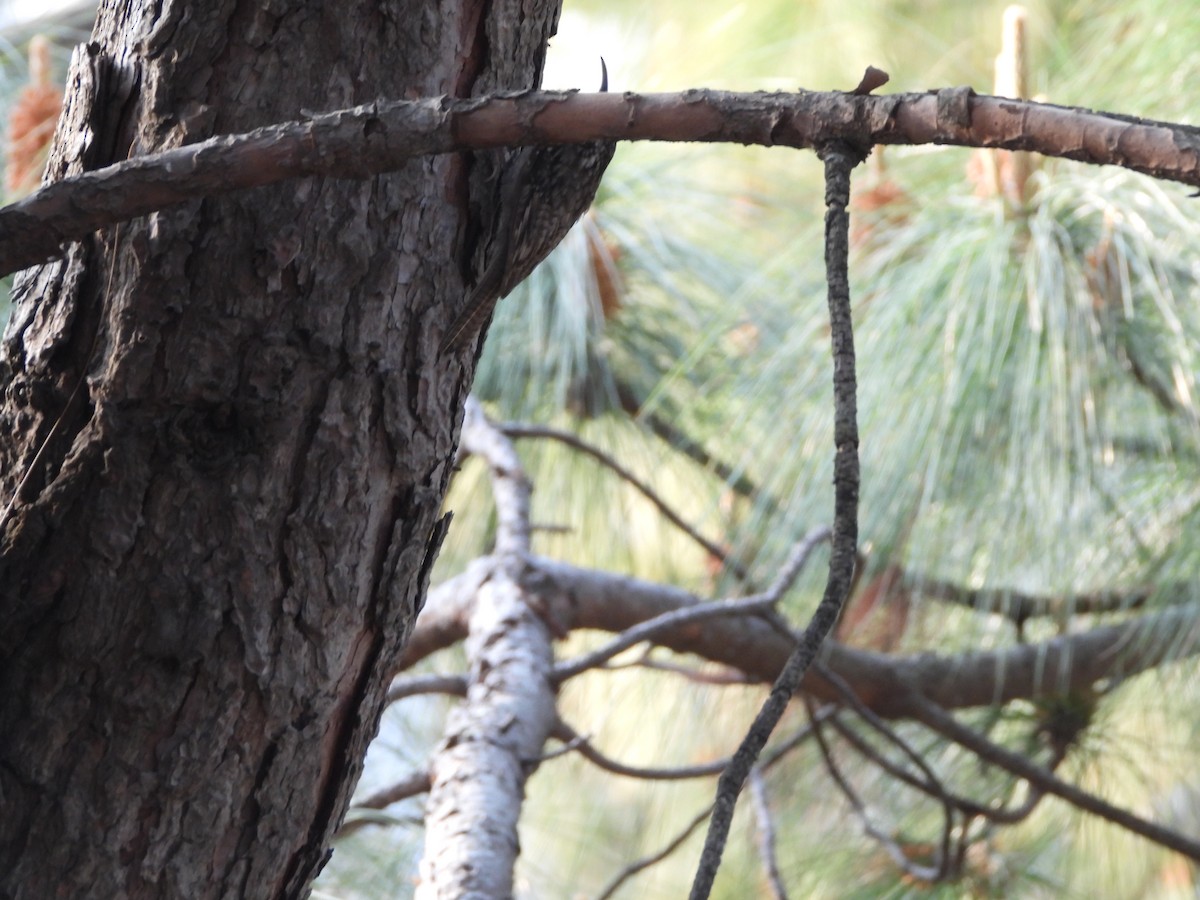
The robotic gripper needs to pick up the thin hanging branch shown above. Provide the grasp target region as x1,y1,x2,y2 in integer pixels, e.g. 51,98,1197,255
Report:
831,716,1038,824
823,702,1053,826
816,663,958,835
689,141,865,899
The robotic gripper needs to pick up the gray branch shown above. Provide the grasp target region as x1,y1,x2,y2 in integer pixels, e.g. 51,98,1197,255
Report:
416,397,556,899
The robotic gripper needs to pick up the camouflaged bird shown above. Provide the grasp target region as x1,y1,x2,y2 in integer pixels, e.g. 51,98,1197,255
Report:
439,62,616,354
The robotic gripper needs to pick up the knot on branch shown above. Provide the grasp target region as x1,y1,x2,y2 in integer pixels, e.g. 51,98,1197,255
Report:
815,140,870,170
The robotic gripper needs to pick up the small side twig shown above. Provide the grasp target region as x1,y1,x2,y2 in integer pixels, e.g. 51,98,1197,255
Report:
628,654,754,685
913,692,1200,861
594,716,831,900
689,142,866,900
503,421,751,581
335,771,433,839
807,698,950,883
532,726,591,764
554,528,829,682
818,662,956,855
549,716,732,780
826,714,1050,825
385,672,468,704
614,378,778,514
749,769,788,900
594,804,715,900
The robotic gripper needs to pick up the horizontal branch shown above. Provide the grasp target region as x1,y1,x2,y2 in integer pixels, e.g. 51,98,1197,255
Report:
911,571,1154,621
4,85,1199,277
407,555,1200,719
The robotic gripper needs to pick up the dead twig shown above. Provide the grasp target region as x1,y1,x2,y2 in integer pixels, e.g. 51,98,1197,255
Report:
503,421,752,581
749,769,788,900
554,528,829,683
912,692,1200,861
807,697,952,883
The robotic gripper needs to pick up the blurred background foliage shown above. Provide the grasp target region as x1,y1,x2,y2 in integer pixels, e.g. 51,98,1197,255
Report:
3,0,1199,896
434,1,1200,896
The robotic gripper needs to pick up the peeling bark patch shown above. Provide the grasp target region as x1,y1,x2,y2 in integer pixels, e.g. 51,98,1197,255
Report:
936,86,975,130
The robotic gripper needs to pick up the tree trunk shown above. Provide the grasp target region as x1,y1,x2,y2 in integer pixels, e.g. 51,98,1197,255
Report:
0,2,559,896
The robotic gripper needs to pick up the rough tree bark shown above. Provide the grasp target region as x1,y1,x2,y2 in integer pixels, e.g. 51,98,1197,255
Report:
0,1,560,897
